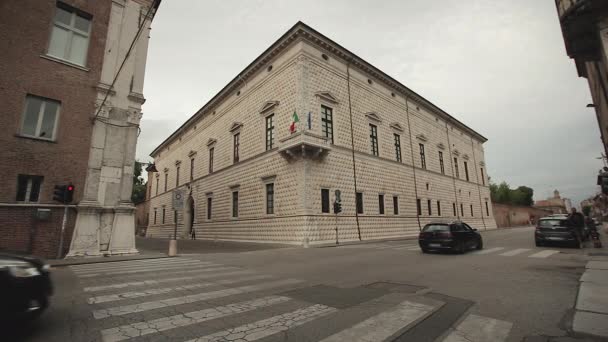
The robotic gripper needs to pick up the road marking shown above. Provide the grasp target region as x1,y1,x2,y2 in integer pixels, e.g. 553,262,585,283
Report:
405,245,421,251
71,259,211,274
319,300,434,342
100,296,291,342
88,274,273,304
81,266,240,285
93,278,303,319
442,314,512,342
84,269,253,292
499,248,531,257
77,263,224,278
186,304,337,342
70,257,202,268
473,247,505,255
528,250,560,258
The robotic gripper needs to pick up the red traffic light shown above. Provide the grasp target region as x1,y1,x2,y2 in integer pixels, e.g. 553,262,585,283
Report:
67,185,74,191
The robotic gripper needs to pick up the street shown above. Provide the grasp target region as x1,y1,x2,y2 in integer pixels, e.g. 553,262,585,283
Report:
9,227,594,342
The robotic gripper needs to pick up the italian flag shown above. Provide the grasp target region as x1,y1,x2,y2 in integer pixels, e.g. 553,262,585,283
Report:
289,111,299,133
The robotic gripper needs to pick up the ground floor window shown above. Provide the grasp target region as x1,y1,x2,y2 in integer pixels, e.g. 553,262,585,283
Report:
207,198,212,220
460,203,464,217
417,199,422,216
356,192,364,214
437,200,441,216
16,174,43,202
453,203,457,216
470,204,474,217
393,196,399,215
321,189,330,213
485,201,489,216
162,208,166,224
232,191,239,218
266,183,274,214
379,194,385,214
427,199,432,216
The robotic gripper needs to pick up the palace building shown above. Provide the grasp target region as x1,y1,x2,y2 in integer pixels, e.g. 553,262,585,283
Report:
146,22,496,245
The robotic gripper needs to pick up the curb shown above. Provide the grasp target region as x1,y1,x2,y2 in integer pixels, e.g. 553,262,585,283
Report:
49,254,171,267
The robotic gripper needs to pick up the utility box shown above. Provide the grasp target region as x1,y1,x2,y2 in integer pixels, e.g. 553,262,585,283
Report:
35,208,51,221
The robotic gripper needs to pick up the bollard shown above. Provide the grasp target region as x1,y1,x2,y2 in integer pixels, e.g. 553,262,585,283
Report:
168,239,178,256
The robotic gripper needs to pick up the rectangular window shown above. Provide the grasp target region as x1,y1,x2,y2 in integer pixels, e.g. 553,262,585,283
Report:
453,203,457,216
439,151,445,174
394,134,402,162
207,198,212,220
21,95,60,141
460,203,464,217
454,157,459,178
470,204,474,217
321,105,334,144
265,114,275,150
48,3,92,66
419,144,426,169
233,133,240,163
417,199,422,216
162,208,166,224
209,147,214,173
155,177,159,196
190,158,195,181
437,200,441,216
176,166,180,187
16,175,43,202
370,124,379,156
266,183,274,214
164,173,168,192
356,192,364,214
485,201,489,216
232,191,239,218
153,209,157,225
481,168,485,185
427,199,432,216
321,189,330,213
464,161,469,181
393,196,399,215
379,194,385,215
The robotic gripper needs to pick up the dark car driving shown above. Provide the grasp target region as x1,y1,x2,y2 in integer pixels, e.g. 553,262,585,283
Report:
0,253,52,322
535,217,582,248
419,221,483,253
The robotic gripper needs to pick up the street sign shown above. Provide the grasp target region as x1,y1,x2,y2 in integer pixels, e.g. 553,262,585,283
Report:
172,189,186,210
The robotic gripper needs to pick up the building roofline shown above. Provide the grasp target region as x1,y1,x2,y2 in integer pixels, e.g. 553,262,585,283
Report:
150,21,487,157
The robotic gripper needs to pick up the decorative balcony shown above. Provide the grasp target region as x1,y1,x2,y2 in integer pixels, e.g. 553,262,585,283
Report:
278,131,331,159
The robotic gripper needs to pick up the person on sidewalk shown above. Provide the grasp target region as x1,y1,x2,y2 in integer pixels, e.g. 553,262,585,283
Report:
567,208,586,243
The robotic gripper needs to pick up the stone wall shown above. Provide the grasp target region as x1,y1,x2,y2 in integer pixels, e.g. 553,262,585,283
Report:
492,203,551,228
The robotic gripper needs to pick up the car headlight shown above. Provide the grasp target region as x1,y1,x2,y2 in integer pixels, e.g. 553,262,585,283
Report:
5,261,41,278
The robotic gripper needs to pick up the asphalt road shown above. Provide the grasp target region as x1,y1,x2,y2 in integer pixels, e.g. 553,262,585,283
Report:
8,227,598,342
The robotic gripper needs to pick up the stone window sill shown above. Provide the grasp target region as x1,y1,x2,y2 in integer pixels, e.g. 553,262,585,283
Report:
15,133,57,144
40,54,90,72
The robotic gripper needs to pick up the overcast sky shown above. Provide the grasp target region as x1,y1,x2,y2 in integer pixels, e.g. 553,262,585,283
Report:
138,0,603,206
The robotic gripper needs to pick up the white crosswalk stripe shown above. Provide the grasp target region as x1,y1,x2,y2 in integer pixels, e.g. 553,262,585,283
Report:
473,247,505,255
499,248,531,257
442,314,512,342
187,304,338,342
76,262,222,278
71,258,207,273
528,250,560,258
319,300,434,342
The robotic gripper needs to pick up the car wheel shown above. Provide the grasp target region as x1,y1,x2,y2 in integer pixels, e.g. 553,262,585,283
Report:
476,238,483,250
421,248,428,254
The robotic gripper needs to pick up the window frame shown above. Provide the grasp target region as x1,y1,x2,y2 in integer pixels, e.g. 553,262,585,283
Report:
356,192,364,214
233,132,240,163
16,174,43,203
209,147,214,173
470,204,474,217
47,3,92,67
437,200,441,216
321,105,334,144
393,196,399,215
266,183,275,215
453,203,457,216
419,143,426,169
190,158,195,181
460,203,464,217
417,199,422,216
379,194,385,215
464,161,469,181
394,133,402,162
162,208,166,224
485,201,489,216
454,157,459,178
321,189,330,214
480,167,485,185
155,176,159,196
207,197,212,220
370,124,379,156
164,172,168,192
232,191,239,218
427,199,432,216
176,165,180,187
439,151,445,174
265,114,275,150
153,209,157,225
20,95,61,141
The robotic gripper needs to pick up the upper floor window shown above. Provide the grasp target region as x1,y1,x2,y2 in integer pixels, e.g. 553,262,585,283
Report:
266,183,274,214
21,95,60,141
453,202,457,216
153,209,157,225
419,144,426,169
427,199,432,216
162,208,166,224
439,151,445,174
480,167,485,185
321,105,334,144
416,199,422,216
379,194,385,215
394,134,402,162
176,165,180,187
393,196,399,215
207,197,212,220
190,158,195,181
232,191,239,218
356,192,364,214
265,114,275,150
485,201,489,216
209,147,214,173
233,133,240,163
370,124,379,156
155,177,159,196
437,200,442,216
454,157,460,178
464,161,469,181
460,203,464,217
470,204,474,217
16,175,43,203
48,3,92,66
164,172,168,192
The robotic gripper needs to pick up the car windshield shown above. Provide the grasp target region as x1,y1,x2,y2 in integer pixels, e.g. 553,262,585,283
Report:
539,219,567,228
423,224,450,232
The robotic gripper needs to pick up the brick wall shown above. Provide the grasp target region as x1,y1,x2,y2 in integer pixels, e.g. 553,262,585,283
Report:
492,203,551,228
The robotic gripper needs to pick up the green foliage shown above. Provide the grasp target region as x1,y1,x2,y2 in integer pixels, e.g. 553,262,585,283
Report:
132,161,147,204
582,205,591,216
489,182,534,206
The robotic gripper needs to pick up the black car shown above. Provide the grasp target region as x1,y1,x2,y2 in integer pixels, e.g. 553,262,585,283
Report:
419,221,483,253
0,253,52,321
535,217,582,248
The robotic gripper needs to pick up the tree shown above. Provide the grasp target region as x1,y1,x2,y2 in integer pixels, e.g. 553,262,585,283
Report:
582,205,591,216
132,161,147,204
489,181,535,206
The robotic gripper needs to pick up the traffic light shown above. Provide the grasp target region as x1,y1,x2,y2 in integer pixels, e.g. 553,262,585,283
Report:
53,184,75,204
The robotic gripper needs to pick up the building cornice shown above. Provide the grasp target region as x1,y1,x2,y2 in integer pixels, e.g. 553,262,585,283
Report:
150,21,487,157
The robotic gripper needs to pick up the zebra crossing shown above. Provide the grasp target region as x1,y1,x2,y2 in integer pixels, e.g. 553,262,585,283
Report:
336,242,562,258
71,257,513,342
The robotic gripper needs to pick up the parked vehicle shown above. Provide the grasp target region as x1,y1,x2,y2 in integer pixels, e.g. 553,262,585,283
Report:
535,217,582,248
419,221,483,254
0,253,52,322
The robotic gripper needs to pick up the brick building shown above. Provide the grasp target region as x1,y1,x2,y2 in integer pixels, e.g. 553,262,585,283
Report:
0,0,159,258
146,22,497,245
